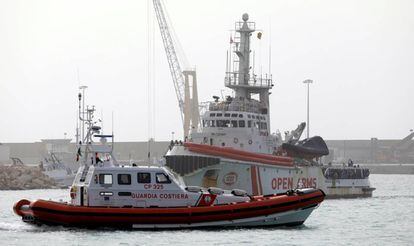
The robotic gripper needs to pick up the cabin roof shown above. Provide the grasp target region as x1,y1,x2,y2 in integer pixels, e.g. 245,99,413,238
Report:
93,165,166,172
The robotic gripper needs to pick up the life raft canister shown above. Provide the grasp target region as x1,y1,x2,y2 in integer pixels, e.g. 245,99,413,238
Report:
70,186,77,199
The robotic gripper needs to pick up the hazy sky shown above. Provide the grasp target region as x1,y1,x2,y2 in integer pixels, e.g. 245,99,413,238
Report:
0,0,413,143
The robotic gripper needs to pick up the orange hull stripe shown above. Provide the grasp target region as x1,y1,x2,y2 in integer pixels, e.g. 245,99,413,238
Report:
257,167,263,195
187,146,293,167
251,166,259,195
184,143,293,165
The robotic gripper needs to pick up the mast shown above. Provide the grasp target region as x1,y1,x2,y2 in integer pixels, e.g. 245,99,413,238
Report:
225,14,273,128
236,14,254,96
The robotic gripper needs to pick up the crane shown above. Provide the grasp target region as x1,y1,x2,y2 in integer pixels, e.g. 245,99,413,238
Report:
152,0,200,139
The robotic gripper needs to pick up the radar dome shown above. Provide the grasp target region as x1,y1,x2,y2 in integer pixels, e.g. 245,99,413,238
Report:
242,13,249,21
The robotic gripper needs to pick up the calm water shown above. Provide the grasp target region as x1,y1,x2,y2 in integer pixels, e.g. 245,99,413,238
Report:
1,174,413,246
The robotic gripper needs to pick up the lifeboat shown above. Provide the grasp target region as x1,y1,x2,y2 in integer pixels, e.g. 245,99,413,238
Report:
14,188,324,229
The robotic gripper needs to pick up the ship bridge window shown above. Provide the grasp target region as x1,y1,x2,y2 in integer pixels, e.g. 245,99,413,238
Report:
247,115,251,119
239,114,243,118
224,113,230,117
118,174,131,185
156,173,171,184
231,113,238,117
138,172,151,183
210,113,216,117
231,120,238,128
258,122,268,130
216,113,222,117
203,120,216,128
248,120,252,128
99,174,113,185
217,120,230,128
239,120,245,127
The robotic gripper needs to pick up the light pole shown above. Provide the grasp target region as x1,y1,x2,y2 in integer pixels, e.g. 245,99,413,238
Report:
171,131,175,141
303,79,313,139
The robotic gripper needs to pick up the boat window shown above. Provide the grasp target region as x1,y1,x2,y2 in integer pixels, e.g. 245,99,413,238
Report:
224,113,230,117
99,191,113,196
248,120,252,128
239,114,243,118
231,120,238,128
216,113,222,117
138,172,151,183
118,192,132,196
211,120,215,127
256,115,260,119
231,113,238,117
202,120,206,127
99,174,113,185
239,120,245,127
210,113,216,117
118,174,131,185
156,173,171,184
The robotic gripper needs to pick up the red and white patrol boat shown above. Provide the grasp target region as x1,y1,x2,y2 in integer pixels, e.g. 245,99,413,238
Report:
13,92,325,229
165,13,375,198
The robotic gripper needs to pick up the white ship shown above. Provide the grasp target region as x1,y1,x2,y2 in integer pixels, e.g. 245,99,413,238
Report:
40,139,78,187
165,14,375,198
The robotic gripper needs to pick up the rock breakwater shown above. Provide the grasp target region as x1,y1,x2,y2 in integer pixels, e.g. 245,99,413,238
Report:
0,165,57,190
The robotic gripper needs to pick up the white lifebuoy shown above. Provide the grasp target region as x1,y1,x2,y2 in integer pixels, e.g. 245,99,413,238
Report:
248,140,253,145
233,138,239,144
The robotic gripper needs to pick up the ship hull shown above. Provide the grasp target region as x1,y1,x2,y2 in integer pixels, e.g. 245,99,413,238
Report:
14,189,324,229
166,144,374,198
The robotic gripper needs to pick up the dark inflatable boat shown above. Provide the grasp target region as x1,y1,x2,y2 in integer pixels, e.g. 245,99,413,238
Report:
282,136,329,159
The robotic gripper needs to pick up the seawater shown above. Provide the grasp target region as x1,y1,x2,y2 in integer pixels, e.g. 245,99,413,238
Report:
0,174,413,246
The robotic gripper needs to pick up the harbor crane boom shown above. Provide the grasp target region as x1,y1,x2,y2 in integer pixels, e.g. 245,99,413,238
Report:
153,0,199,138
